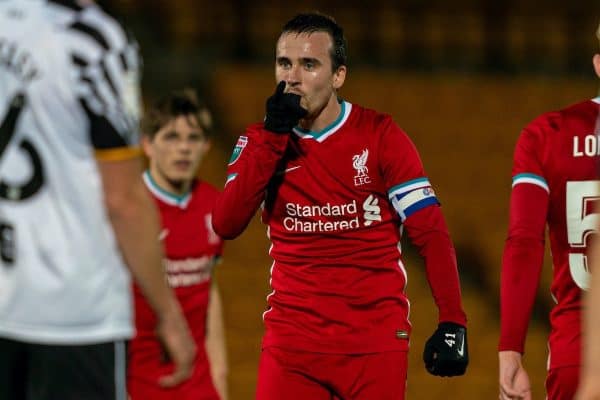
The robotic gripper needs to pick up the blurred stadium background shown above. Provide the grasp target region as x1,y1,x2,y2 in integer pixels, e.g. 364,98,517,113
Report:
103,1,600,398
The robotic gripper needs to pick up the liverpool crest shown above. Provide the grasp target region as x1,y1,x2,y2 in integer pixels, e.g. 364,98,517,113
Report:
353,149,371,186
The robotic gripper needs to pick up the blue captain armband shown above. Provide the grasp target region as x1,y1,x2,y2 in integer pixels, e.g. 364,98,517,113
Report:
388,178,440,222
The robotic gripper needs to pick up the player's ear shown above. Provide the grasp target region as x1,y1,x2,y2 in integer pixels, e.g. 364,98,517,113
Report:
332,65,346,90
594,54,600,79
141,135,153,158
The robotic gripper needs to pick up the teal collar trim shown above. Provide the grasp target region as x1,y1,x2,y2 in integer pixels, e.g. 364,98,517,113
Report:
293,100,352,142
143,170,192,208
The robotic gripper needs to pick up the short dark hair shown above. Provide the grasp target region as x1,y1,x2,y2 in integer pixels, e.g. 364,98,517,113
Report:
142,88,213,139
281,12,347,71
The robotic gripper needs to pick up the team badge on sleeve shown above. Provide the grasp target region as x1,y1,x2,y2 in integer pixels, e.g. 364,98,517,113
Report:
228,135,248,165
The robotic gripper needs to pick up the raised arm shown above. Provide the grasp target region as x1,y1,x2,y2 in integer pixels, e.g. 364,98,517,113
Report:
213,81,306,239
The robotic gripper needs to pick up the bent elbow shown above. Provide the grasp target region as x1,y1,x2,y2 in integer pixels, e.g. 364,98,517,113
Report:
211,211,243,240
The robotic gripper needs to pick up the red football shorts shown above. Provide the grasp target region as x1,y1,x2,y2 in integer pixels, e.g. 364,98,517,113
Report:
256,346,407,400
128,342,219,400
546,365,579,400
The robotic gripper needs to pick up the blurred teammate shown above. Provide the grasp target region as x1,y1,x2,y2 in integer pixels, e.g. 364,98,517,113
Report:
573,23,600,400
128,90,228,400
0,1,195,399
499,23,600,400
212,12,468,400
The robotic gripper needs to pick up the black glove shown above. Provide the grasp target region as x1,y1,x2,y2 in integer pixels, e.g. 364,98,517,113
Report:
423,322,468,377
264,81,308,133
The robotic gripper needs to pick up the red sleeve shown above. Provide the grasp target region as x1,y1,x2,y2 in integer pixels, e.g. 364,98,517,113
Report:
379,116,466,326
379,116,426,187
499,184,548,352
404,206,467,326
212,124,289,239
499,116,551,353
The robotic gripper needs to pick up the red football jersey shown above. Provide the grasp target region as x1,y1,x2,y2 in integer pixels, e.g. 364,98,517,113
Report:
214,101,466,354
129,172,223,388
500,98,600,369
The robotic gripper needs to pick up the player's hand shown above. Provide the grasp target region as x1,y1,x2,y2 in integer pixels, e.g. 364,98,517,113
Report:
423,322,468,377
264,81,307,134
156,305,197,387
574,379,600,400
498,351,532,400
576,364,600,400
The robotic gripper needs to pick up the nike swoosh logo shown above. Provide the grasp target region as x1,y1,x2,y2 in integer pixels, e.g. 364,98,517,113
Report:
457,336,465,357
275,165,302,175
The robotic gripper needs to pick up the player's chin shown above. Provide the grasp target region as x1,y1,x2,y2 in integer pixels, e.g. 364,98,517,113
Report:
170,165,193,176
166,171,192,184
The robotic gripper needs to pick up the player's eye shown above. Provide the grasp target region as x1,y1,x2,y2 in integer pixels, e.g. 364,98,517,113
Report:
188,133,203,142
277,58,291,69
163,132,179,141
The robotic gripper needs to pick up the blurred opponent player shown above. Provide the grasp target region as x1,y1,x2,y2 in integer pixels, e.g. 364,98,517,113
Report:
499,23,600,400
213,12,468,400
0,1,195,399
128,89,228,400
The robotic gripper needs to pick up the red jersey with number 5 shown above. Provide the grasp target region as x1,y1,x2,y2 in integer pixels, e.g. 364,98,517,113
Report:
500,98,600,369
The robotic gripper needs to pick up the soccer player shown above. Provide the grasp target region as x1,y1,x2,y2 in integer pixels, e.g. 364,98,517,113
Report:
573,24,600,400
128,89,228,400
212,12,468,400
498,23,600,400
0,1,195,399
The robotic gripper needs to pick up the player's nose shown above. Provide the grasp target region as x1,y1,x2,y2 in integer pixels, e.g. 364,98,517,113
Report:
176,141,192,153
284,65,301,86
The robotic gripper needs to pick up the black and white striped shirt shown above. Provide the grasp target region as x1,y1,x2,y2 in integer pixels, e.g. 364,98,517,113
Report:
0,0,141,344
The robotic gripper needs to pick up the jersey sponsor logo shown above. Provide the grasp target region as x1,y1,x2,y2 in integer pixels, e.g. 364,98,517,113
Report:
163,256,214,288
228,135,248,165
352,149,371,186
284,200,360,232
363,194,382,226
283,194,383,233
